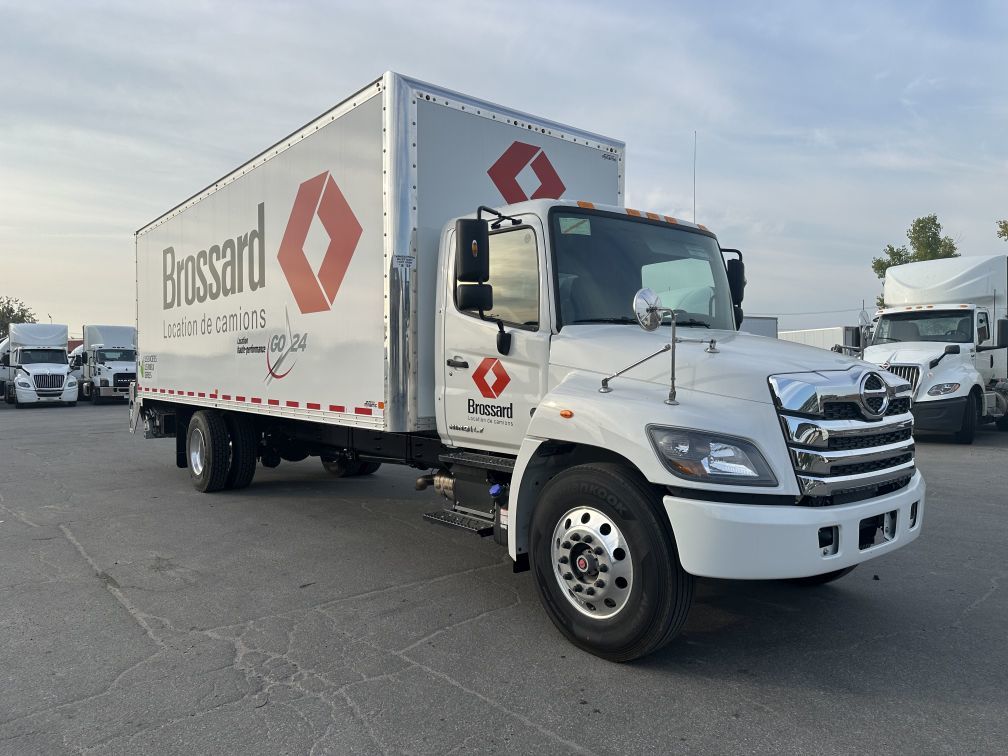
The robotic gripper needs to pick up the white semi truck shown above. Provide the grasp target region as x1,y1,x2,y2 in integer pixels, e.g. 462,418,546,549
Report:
1,323,78,407
865,255,1008,443
71,324,137,403
132,72,925,660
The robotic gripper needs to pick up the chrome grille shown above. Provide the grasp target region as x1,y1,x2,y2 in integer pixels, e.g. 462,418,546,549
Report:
114,372,136,388
33,373,65,390
885,365,920,392
770,368,915,505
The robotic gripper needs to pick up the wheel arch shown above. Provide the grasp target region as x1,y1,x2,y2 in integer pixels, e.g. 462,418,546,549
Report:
508,439,657,564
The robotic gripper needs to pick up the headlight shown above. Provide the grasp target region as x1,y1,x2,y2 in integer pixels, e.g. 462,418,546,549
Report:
66,378,77,387
927,382,960,396
16,380,31,388
100,378,109,387
648,426,778,486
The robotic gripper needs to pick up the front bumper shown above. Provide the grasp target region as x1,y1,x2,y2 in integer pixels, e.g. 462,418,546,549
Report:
911,396,966,433
98,385,130,398
15,384,77,404
663,472,925,579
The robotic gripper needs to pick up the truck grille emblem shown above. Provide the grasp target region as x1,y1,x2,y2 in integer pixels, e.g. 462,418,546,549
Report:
859,371,890,420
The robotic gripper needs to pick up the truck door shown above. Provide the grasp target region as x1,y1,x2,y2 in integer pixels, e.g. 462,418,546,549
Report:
440,218,551,455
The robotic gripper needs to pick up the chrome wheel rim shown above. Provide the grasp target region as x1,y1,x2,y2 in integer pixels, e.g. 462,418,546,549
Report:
551,506,634,619
189,427,206,476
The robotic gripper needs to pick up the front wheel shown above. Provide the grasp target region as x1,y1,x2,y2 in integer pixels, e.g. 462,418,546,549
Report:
530,463,694,662
187,410,230,492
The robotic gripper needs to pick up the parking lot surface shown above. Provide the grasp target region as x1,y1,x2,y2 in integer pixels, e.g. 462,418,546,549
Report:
1,402,1006,754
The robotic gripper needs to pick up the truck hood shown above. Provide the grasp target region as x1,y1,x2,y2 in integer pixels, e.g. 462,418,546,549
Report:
20,363,70,376
550,326,861,404
863,342,962,367
97,361,137,371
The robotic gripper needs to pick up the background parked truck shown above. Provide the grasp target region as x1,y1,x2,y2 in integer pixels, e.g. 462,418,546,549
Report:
70,325,137,403
132,72,925,660
865,255,1008,443
1,323,78,407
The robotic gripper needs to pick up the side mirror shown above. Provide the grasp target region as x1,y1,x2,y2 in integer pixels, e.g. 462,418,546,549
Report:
633,288,663,331
455,218,490,283
0,354,8,367
456,283,493,313
997,319,1008,349
945,344,961,355
724,251,745,307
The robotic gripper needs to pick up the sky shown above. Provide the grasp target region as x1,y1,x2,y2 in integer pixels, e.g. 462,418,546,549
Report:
1,0,1006,334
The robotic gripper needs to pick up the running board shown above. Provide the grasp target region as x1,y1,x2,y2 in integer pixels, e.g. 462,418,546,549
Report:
423,509,494,537
438,450,515,473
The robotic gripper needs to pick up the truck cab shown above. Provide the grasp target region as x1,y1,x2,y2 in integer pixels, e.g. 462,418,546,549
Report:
79,325,137,403
1,324,77,408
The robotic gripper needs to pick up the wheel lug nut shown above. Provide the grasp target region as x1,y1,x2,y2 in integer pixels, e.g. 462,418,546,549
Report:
595,580,605,588
562,541,571,550
594,546,604,555
559,556,569,564
599,564,609,573
563,572,573,580
570,533,581,541
573,584,583,593
586,587,595,596
583,534,593,544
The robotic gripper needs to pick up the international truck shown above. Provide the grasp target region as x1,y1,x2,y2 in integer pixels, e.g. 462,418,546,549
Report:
865,255,1008,443
1,323,78,407
70,324,137,403
132,72,925,660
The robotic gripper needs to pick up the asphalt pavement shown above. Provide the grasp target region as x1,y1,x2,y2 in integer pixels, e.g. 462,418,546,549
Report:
1,402,1005,754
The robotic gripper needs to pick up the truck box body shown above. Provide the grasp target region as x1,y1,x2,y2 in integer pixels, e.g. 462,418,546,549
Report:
136,72,623,432
9,323,69,351
84,325,136,351
883,254,1007,315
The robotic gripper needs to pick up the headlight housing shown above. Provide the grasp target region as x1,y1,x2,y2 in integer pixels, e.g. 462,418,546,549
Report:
16,379,31,389
648,426,778,486
66,378,77,387
927,382,960,396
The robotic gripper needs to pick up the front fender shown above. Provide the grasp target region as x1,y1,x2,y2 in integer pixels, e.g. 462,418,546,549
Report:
915,360,983,403
506,371,798,560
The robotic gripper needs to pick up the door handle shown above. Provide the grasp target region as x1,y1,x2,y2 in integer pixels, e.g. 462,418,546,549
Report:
446,357,469,369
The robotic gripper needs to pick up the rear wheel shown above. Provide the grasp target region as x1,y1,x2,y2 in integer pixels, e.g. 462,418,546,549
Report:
223,413,257,490
187,410,229,492
530,463,694,662
953,393,978,444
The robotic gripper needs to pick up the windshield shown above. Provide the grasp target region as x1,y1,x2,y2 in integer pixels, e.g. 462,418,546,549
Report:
18,348,67,365
96,348,136,363
550,210,735,330
871,311,973,345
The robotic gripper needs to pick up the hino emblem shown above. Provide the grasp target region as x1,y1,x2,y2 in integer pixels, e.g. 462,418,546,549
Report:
858,371,890,420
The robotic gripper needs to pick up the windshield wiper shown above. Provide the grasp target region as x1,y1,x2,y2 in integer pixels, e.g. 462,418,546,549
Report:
570,317,638,324
670,318,710,328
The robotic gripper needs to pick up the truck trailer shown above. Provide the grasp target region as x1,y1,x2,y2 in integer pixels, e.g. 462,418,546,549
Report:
865,255,1008,442
132,72,926,660
1,323,77,407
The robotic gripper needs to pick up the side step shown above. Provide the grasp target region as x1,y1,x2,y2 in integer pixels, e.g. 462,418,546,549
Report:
439,450,515,473
423,509,494,537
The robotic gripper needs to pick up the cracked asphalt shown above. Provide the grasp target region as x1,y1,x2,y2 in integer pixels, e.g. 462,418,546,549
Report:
1,403,1006,755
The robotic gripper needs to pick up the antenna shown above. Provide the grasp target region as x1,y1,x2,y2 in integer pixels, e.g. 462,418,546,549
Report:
692,130,697,223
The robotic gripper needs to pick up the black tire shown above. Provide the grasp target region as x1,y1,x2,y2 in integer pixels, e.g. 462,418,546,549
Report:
530,463,694,662
223,413,257,490
65,401,77,408
77,383,83,401
788,565,857,586
186,410,230,492
996,415,1008,432
953,393,978,444
90,384,102,405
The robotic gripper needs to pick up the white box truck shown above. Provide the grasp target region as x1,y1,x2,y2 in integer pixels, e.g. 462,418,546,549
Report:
864,255,1008,443
132,72,925,660
1,323,78,407
71,325,137,403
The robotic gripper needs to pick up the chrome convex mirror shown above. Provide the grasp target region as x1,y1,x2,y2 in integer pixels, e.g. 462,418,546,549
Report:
634,288,663,332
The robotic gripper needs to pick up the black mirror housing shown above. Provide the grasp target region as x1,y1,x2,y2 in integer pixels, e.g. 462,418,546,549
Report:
997,318,1008,349
455,219,490,283
456,283,493,313
945,344,961,355
724,252,745,307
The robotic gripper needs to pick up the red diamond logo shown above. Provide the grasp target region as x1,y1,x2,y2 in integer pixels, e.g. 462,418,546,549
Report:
487,141,566,204
472,357,511,399
278,171,363,314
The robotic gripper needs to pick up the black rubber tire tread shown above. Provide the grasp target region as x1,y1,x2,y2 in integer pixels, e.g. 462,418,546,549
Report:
996,415,1008,432
530,462,694,662
187,410,230,493
788,565,857,586
90,384,102,405
953,392,978,444
354,461,382,476
66,401,76,407
223,413,257,490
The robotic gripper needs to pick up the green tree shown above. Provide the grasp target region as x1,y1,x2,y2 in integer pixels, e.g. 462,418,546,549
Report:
997,219,1008,241
0,296,38,338
872,214,959,306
